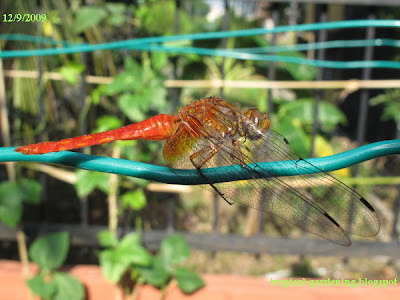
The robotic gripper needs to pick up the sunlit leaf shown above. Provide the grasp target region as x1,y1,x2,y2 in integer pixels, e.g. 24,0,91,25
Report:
174,267,204,294
26,273,57,299
160,234,190,269
121,189,146,211
52,272,85,300
0,182,23,227
73,6,107,33
75,170,109,197
29,232,69,270
98,230,118,248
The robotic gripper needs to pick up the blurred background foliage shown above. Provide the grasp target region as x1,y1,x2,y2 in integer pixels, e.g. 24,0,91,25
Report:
1,0,400,279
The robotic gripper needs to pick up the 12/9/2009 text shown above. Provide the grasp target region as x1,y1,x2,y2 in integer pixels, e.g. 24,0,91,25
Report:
3,14,46,22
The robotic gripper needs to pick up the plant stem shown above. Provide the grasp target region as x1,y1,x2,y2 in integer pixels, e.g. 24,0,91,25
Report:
108,146,121,237
130,278,144,300
16,228,33,300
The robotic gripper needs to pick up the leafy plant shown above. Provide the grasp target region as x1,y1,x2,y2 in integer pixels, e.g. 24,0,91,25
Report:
0,179,41,227
98,231,151,284
26,231,85,300
74,170,110,197
104,56,168,122
98,232,204,299
273,98,346,157
137,234,205,295
370,89,400,124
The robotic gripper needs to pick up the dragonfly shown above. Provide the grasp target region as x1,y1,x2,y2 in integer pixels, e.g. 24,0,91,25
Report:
15,97,380,246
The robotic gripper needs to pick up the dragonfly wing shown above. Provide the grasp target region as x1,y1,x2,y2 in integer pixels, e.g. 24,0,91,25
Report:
209,178,351,246
234,128,380,238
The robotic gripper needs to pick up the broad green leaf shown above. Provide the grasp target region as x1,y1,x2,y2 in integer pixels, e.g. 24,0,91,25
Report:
52,272,85,300
105,57,142,95
58,63,85,85
73,6,107,33
272,115,309,157
138,257,169,287
29,231,69,270
26,273,57,299
121,189,146,211
151,51,168,71
174,268,204,294
99,249,128,283
118,233,140,249
90,85,106,105
160,234,190,269
74,170,109,197
106,3,127,26
278,99,346,132
93,115,122,133
99,234,151,283
18,179,41,204
118,93,147,122
117,244,152,267
0,182,23,227
97,230,118,248
99,245,151,283
105,72,141,95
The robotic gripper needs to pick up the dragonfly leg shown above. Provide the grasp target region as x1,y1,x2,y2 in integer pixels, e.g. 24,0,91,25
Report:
189,143,233,205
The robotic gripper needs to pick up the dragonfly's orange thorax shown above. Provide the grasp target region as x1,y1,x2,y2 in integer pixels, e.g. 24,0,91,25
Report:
177,97,243,138
177,97,270,140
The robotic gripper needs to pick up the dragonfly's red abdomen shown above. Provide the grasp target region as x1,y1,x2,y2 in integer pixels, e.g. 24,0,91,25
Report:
15,114,178,154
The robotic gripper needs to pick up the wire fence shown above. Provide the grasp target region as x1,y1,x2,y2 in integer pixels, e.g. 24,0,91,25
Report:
1,0,400,260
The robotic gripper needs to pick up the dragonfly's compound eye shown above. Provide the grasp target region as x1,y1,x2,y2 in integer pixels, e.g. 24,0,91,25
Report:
244,109,270,133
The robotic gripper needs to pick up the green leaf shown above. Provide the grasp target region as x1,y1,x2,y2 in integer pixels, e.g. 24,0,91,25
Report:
118,93,147,122
121,189,146,211
74,6,107,34
0,182,23,227
74,170,109,197
272,115,309,157
90,85,106,105
106,3,127,26
52,272,85,300
118,244,152,267
58,63,85,85
160,234,190,269
278,99,346,132
97,230,118,248
93,115,122,133
99,234,151,283
26,273,57,299
99,249,128,283
105,58,142,95
18,179,41,204
174,268,204,294
118,233,140,249
29,231,69,270
151,51,168,71
138,257,169,287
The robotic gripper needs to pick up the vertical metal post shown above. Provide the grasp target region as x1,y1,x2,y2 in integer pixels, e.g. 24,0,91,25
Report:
309,6,327,157
355,14,376,151
266,6,279,118
219,0,229,98
166,197,175,233
79,53,89,227
259,5,279,234
170,0,181,109
348,13,375,232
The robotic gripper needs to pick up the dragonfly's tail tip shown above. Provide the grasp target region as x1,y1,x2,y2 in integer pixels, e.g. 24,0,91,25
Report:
15,146,35,155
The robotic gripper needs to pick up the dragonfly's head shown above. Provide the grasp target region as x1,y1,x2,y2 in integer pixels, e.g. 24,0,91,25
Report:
244,108,270,138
